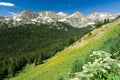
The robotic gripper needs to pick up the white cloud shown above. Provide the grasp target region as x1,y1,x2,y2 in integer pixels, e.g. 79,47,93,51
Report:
0,2,15,7
8,12,18,16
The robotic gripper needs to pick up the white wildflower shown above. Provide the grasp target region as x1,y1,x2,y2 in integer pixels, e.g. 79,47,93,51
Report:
95,59,99,62
89,73,94,77
80,73,85,77
92,51,97,55
88,62,91,64
99,58,102,60
89,54,93,57
118,63,120,67
97,51,102,55
109,58,114,61
75,72,82,77
100,61,103,64
106,66,111,69
83,69,88,73
93,61,97,64
113,52,119,56
82,66,87,70
103,57,110,61
71,77,79,80
106,53,112,57
101,69,106,73
103,63,108,67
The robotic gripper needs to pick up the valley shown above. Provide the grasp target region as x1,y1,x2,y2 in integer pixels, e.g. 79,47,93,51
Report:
0,0,120,80
0,10,120,80
8,17,120,80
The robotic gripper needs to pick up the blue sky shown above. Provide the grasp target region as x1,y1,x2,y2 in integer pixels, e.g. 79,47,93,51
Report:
0,0,120,16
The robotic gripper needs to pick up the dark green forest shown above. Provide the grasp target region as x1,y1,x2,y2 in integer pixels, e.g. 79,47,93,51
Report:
0,22,93,79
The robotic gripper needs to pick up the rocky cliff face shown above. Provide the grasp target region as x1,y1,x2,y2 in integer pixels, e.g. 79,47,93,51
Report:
0,10,119,28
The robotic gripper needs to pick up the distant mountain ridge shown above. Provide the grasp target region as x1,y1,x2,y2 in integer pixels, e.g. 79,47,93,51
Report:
0,10,119,28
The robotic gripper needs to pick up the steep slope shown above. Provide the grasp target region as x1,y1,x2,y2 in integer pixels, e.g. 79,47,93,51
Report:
9,18,120,80
0,22,92,55
0,22,93,79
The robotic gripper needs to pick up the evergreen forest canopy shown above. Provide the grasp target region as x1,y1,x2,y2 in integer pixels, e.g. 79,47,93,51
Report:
0,22,93,79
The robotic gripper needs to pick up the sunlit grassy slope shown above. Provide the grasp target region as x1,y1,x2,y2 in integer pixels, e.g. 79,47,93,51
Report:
9,18,120,80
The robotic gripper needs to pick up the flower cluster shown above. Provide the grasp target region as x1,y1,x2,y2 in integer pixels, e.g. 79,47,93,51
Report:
71,51,120,80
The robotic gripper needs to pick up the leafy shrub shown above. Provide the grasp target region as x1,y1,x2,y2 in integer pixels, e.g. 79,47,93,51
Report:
70,51,120,80
109,34,120,60
88,32,92,36
56,76,64,80
101,33,120,60
107,73,120,80
70,60,84,77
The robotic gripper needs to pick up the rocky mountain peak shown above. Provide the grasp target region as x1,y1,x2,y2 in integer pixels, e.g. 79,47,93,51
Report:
19,10,38,19
0,10,119,28
68,11,83,18
87,12,117,22
57,12,69,17
39,11,56,17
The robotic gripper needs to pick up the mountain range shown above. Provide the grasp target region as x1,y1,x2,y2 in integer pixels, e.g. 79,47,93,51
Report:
0,10,120,80
0,10,119,28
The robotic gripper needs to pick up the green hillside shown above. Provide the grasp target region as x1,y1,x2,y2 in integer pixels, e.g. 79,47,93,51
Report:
0,22,92,79
8,18,120,80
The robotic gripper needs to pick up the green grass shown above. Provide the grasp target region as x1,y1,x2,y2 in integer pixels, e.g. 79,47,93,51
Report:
9,18,120,80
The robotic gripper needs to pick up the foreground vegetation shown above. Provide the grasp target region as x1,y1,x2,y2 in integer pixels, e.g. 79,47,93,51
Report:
8,18,120,80
71,51,120,80
70,20,120,80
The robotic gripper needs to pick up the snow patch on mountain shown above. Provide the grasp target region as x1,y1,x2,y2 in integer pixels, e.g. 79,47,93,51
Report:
87,12,117,22
57,12,68,17
0,10,119,28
